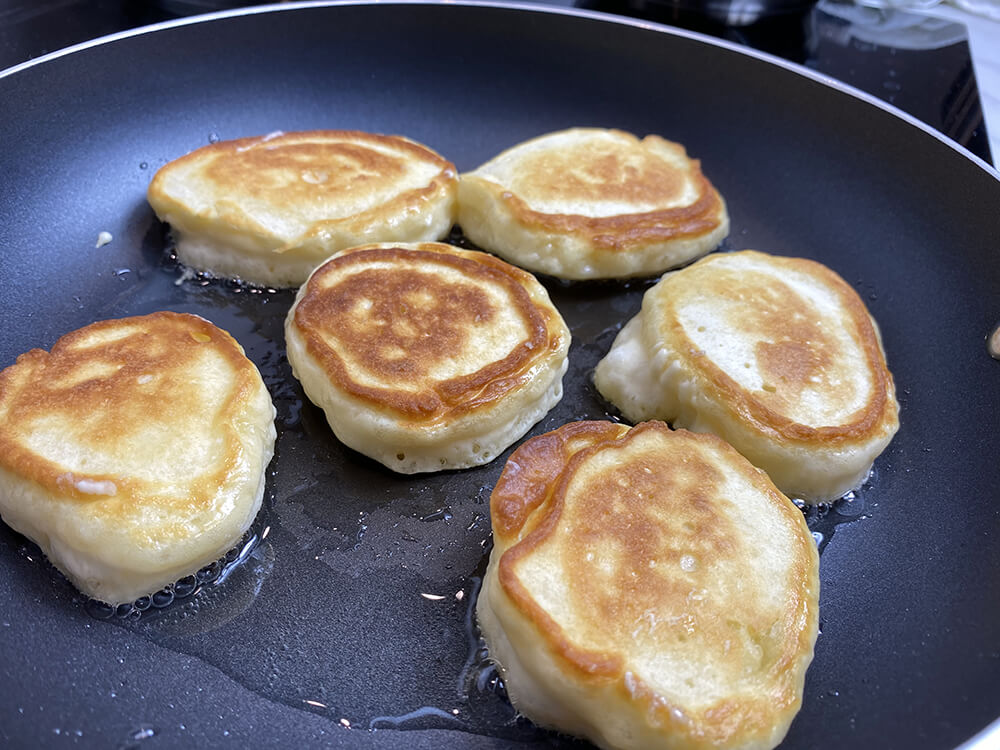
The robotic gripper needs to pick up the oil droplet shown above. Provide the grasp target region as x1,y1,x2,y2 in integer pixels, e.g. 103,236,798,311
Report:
420,508,453,523
151,588,174,608
85,599,114,619
128,725,157,741
173,575,198,598
208,132,220,143
368,706,460,729
139,162,148,170
197,560,222,583
834,491,866,518
353,522,368,550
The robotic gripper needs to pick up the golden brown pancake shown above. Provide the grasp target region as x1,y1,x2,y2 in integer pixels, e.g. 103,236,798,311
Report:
147,130,458,287
284,241,570,473
594,250,900,503
478,420,820,750
457,128,729,279
0,312,276,604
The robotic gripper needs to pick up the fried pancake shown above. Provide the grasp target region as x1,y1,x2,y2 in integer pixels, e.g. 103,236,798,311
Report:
594,250,900,503
478,420,819,750
457,128,729,280
285,241,570,473
147,130,458,287
0,312,276,604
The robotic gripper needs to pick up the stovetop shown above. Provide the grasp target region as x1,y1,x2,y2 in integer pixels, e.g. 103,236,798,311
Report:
581,0,993,162
0,0,992,164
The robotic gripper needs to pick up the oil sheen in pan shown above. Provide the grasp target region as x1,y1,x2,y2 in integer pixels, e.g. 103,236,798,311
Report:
26,222,882,740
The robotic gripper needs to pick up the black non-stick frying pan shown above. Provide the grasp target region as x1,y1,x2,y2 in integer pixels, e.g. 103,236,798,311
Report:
2,2,999,748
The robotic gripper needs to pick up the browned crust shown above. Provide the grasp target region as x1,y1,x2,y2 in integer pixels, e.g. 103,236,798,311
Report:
147,130,457,244
0,312,259,505
493,421,818,745
490,420,629,542
293,244,567,421
492,165,725,251
663,252,897,446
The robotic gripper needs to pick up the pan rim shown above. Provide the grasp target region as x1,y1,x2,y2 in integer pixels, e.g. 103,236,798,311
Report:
959,717,1000,749
1,0,996,181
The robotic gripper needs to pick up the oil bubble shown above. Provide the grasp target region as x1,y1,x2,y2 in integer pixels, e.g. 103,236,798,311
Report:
151,588,174,608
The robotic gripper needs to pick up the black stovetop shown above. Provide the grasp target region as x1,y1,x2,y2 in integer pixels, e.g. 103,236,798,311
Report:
1,0,993,164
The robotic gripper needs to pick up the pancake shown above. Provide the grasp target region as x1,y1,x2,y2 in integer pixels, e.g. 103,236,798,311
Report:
457,128,729,280
0,312,276,604
477,420,820,750
594,250,900,503
284,241,570,473
147,130,458,287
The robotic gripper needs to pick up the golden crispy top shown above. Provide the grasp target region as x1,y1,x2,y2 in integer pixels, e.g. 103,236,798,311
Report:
465,128,726,249
492,421,819,745
147,130,457,246
510,139,687,207
291,242,569,422
647,250,898,444
0,312,265,510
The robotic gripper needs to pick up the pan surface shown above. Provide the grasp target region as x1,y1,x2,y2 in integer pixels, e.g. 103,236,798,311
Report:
1,2,999,748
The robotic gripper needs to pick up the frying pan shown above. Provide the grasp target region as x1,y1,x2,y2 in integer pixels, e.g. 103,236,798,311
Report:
1,2,999,748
